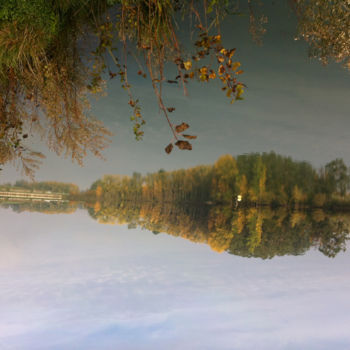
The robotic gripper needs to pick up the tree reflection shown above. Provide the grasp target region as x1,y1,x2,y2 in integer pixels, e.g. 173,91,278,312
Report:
87,200,350,258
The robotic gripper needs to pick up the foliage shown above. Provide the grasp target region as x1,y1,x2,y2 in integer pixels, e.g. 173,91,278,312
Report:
293,0,350,69
84,152,350,208
0,0,349,177
0,180,79,193
85,200,349,258
0,0,112,177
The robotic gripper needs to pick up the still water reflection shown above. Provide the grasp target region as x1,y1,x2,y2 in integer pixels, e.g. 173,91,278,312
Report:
0,204,350,349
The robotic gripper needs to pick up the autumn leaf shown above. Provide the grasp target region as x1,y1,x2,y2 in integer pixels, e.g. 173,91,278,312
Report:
165,143,173,154
218,65,225,75
235,69,244,75
167,107,175,112
175,140,192,150
232,62,241,71
228,49,236,58
217,56,225,63
183,134,197,140
200,66,208,74
184,60,192,70
109,71,117,79
175,122,189,133
236,84,244,98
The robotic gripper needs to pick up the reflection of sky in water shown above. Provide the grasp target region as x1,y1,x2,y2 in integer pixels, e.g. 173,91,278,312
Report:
1,208,350,349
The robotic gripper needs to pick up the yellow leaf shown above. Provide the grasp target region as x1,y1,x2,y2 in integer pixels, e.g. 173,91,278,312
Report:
232,62,241,71
184,60,192,70
236,84,244,98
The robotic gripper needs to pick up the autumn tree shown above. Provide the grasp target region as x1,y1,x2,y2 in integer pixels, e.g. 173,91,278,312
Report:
325,158,349,197
293,0,350,69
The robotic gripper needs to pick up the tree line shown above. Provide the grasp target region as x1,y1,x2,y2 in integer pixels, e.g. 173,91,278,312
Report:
85,152,350,209
0,180,79,194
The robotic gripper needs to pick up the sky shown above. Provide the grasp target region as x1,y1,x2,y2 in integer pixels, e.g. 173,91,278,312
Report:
1,1,349,189
1,207,350,350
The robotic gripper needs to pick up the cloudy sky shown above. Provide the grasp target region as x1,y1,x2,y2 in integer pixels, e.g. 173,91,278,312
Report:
0,1,349,189
1,207,350,350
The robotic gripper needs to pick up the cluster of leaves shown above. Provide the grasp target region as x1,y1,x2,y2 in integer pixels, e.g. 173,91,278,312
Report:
293,0,350,69
2,0,347,177
164,30,245,154
0,0,112,177
89,0,246,154
178,31,245,103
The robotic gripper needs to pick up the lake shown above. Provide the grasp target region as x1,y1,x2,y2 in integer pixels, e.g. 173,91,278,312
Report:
1,205,349,350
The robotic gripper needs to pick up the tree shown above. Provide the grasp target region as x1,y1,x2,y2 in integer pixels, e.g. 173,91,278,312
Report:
211,154,239,203
293,0,350,69
325,158,349,197
0,0,247,176
1,1,348,177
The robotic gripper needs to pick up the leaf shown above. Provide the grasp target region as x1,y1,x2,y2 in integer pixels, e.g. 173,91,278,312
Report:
235,69,244,75
175,122,189,133
236,84,244,98
109,71,117,79
184,60,192,70
175,140,192,150
217,56,225,63
228,49,236,58
183,134,197,140
232,62,241,71
167,80,178,84
218,64,225,75
167,107,176,112
165,143,173,154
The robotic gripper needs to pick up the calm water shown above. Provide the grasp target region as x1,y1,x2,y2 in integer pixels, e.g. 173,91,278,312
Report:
1,206,350,350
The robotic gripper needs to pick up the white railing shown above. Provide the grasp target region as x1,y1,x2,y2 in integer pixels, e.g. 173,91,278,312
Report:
0,191,63,200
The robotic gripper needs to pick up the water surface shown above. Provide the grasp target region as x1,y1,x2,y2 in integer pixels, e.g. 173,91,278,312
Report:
1,207,349,350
